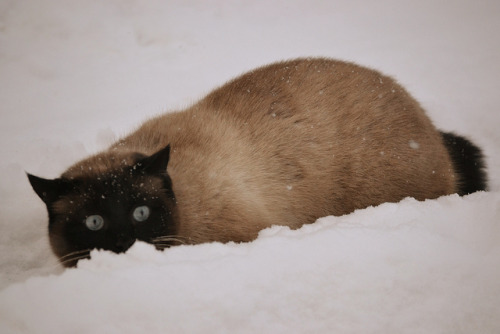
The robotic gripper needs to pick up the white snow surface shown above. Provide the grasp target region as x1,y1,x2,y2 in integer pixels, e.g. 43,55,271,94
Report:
1,0,500,333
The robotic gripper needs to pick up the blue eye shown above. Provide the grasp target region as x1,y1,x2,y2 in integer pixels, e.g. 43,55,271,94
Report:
85,215,104,231
133,205,150,222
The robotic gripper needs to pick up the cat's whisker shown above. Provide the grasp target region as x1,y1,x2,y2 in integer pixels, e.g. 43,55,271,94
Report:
53,249,91,267
152,241,183,248
59,254,91,267
152,235,189,243
151,238,186,244
152,239,186,246
48,254,89,270
153,244,169,251
58,249,91,261
151,235,189,249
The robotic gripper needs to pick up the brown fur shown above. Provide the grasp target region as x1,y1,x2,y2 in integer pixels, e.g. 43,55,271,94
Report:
61,57,457,244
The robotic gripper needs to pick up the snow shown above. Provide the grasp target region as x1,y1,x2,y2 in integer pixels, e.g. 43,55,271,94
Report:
0,0,499,333
409,140,420,150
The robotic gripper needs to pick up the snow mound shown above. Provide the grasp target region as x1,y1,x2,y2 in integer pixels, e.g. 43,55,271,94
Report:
1,193,499,333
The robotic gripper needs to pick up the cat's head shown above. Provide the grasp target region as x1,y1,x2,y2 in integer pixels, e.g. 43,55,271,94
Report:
27,145,178,267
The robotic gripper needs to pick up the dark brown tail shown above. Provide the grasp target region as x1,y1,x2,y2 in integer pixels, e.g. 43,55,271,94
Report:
440,132,487,195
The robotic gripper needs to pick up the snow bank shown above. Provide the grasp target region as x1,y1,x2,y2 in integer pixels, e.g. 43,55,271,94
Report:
1,193,499,333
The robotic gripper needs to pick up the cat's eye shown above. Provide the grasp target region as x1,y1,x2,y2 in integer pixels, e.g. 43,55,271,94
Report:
85,215,104,231
133,205,150,222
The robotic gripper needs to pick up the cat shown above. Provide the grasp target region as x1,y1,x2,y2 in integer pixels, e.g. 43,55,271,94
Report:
27,58,487,267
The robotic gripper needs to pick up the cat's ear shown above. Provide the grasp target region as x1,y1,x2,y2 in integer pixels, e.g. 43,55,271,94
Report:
137,144,171,175
27,173,70,204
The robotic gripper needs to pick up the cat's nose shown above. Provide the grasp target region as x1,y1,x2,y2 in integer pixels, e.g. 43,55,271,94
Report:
114,238,135,253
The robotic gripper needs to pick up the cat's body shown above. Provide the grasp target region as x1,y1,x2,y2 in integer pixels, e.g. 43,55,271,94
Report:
28,58,487,267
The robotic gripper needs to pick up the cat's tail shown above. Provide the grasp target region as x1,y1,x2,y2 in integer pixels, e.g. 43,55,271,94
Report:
440,131,488,195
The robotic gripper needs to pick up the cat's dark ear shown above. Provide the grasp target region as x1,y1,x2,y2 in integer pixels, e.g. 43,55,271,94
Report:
137,144,171,175
27,173,70,204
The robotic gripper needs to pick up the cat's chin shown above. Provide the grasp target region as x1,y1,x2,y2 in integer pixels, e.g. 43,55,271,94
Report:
109,238,136,254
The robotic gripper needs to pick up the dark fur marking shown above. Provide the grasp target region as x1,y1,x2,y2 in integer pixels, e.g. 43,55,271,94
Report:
440,132,487,195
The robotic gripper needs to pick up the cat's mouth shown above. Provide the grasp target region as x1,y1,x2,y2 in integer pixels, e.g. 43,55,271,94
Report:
112,238,136,253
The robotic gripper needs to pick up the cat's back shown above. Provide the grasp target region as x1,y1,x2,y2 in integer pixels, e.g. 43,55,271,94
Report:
120,58,457,242
199,58,437,162
197,57,455,201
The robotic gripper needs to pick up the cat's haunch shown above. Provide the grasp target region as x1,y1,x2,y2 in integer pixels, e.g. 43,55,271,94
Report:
28,58,487,267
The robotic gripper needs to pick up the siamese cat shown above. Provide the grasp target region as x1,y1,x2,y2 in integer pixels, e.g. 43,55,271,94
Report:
28,58,487,267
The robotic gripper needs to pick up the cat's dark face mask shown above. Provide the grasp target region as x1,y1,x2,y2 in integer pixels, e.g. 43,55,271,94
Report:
27,145,178,268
